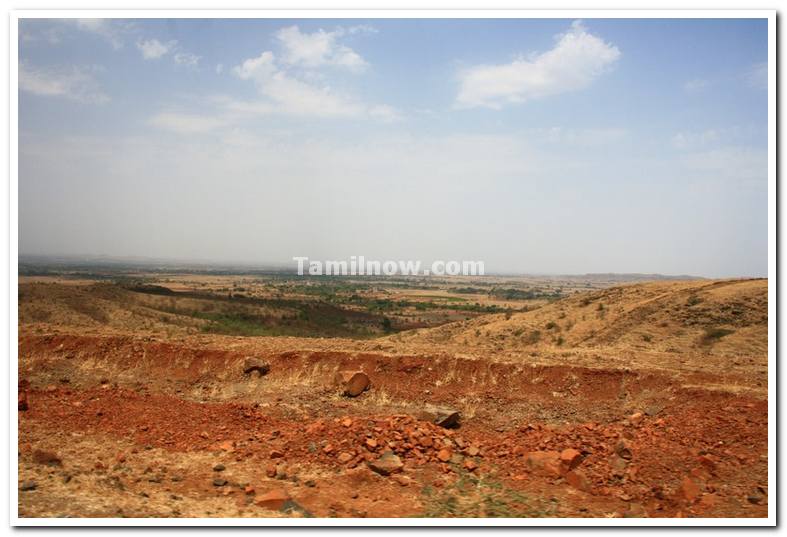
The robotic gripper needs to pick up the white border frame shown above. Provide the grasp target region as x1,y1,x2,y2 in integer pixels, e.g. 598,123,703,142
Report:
8,8,777,527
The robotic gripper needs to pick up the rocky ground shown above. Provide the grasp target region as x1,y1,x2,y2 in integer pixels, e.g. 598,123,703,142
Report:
17,278,769,519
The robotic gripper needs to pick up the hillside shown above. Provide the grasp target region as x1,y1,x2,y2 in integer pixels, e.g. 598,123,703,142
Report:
395,279,768,359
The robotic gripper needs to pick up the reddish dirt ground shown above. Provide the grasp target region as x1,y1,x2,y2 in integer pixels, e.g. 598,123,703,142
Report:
18,330,768,519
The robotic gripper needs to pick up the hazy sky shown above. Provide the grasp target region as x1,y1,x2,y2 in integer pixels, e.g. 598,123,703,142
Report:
18,18,768,277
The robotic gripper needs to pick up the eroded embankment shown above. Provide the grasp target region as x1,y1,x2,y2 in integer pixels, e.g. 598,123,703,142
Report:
18,334,768,517
19,333,765,428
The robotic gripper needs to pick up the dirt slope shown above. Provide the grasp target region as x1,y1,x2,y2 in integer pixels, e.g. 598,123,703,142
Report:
395,279,767,358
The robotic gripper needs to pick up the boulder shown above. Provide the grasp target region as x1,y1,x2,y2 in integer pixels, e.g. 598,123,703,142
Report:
243,358,270,377
367,451,404,476
559,448,583,471
525,451,563,477
256,488,291,510
418,406,461,429
334,370,370,397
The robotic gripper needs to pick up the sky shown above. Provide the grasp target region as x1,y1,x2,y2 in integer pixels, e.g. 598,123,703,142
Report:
18,17,769,277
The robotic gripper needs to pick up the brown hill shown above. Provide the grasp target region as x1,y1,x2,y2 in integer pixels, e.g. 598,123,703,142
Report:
394,278,767,359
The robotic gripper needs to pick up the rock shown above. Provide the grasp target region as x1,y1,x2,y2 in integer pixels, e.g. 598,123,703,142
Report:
525,451,562,477
266,465,277,478
270,449,284,459
391,475,411,487
334,370,371,397
20,480,36,491
699,493,719,508
463,459,478,471
365,439,378,450
437,448,452,462
628,412,644,426
32,449,61,466
697,454,717,473
213,478,228,487
679,476,702,502
281,499,312,517
337,452,353,464
341,418,353,427
275,463,288,480
255,488,291,511
560,448,583,471
465,445,480,457
367,451,404,476
747,494,764,505
243,358,270,377
213,464,225,472
615,439,633,460
610,454,629,474
419,407,461,429
450,453,464,465
565,470,591,492
18,391,28,411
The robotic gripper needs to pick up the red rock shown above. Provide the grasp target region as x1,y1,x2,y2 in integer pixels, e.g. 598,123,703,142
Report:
322,445,334,454
365,439,378,450
679,476,702,502
270,449,284,459
628,412,644,426
391,475,411,487
265,465,277,478
697,454,717,473
525,451,562,477
565,470,591,492
244,485,255,495
463,459,478,471
699,493,719,508
334,370,370,397
560,448,583,471
437,448,452,462
466,446,480,457
341,418,353,428
255,488,291,510
337,452,353,464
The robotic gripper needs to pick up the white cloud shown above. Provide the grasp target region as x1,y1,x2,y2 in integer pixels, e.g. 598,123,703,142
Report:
275,25,368,71
19,62,109,104
671,126,754,150
73,19,125,49
456,20,621,109
174,52,201,67
136,38,176,60
215,63,224,74
683,78,709,93
231,50,398,121
148,112,227,134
